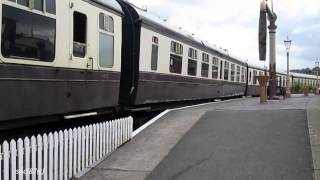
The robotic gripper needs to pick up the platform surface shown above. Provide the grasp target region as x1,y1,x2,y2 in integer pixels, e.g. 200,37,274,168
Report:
81,95,320,180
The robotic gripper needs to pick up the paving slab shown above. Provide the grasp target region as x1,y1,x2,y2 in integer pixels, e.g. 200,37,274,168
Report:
80,95,319,180
146,109,313,180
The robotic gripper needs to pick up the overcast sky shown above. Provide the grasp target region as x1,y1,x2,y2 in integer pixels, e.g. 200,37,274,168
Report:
128,0,320,71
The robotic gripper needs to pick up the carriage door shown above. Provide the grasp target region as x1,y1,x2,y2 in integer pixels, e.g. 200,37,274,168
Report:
69,0,94,69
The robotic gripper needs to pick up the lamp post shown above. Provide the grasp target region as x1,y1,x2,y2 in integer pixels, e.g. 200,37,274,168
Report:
316,61,319,90
284,36,292,98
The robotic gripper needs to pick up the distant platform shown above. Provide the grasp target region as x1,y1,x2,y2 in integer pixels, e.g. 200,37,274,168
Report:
80,95,320,180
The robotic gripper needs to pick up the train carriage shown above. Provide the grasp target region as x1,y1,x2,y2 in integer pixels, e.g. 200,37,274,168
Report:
0,0,123,122
118,1,248,109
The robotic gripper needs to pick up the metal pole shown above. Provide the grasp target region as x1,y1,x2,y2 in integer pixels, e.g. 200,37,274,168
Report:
286,51,291,97
268,17,277,99
317,61,319,89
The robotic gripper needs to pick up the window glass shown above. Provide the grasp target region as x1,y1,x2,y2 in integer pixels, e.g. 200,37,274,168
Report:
170,54,182,74
99,13,104,30
188,48,197,59
236,66,240,82
99,33,114,68
224,61,229,81
151,44,158,71
34,0,43,11
17,0,29,6
73,12,87,57
241,67,245,82
212,65,218,79
202,63,209,77
253,70,257,84
46,0,56,14
231,64,235,81
1,5,55,62
202,53,209,63
188,59,197,76
170,41,183,55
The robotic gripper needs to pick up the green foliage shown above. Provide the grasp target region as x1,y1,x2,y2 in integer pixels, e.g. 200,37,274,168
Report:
292,81,301,93
291,67,319,75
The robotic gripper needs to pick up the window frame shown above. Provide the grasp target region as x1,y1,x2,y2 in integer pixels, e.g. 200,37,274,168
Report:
151,36,159,71
0,1,57,65
236,65,241,82
201,53,209,78
170,41,183,74
224,61,230,81
230,63,235,82
98,12,115,69
212,57,219,79
187,48,198,76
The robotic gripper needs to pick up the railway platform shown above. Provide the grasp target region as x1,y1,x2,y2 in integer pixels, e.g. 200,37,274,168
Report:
80,95,320,180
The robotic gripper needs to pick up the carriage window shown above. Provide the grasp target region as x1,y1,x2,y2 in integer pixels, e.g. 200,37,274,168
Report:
170,41,183,55
230,64,235,81
188,59,197,76
188,48,197,76
46,0,56,14
201,63,209,77
188,48,197,59
201,53,209,77
151,44,158,71
34,0,43,11
99,13,114,68
241,67,245,82
249,71,252,83
151,36,158,70
1,5,55,62
212,57,219,79
170,54,182,74
99,33,114,68
236,66,240,82
17,0,29,6
73,12,87,58
224,61,229,81
253,70,257,85
170,41,183,74
99,13,114,33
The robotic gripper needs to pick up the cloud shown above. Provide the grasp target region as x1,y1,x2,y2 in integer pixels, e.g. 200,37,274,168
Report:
128,0,320,69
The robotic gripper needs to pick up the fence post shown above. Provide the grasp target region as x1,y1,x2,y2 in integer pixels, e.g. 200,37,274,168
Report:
72,128,77,175
17,139,23,180
63,130,68,180
24,138,30,180
3,141,9,180
37,135,43,180
30,136,37,180
102,123,105,157
85,126,89,168
68,129,73,179
59,131,64,180
77,128,81,172
81,127,85,171
99,123,103,159
89,125,93,165
48,133,53,180
42,134,48,180
106,122,109,154
10,140,17,180
53,132,59,180
93,124,97,163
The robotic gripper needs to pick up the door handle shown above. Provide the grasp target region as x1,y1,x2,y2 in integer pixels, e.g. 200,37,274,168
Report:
87,57,94,70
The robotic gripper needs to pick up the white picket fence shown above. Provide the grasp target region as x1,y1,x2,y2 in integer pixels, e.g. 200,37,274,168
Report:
0,117,133,180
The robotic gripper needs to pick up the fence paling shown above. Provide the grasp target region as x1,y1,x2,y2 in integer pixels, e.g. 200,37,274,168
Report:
0,117,133,180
